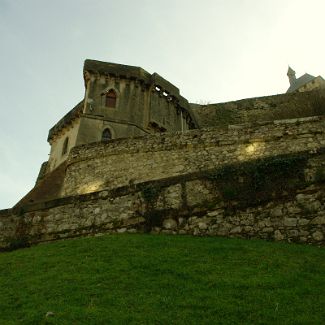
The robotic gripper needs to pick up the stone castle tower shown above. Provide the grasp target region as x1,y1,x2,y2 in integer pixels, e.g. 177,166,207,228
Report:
46,60,197,173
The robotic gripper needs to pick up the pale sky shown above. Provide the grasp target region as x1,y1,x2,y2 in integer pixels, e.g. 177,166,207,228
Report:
1,0,325,209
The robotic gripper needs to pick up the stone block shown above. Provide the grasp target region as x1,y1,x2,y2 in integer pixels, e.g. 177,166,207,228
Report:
230,226,242,234
312,231,324,241
214,215,224,224
240,213,254,225
284,217,297,227
216,227,229,236
244,226,254,232
163,218,177,230
198,222,208,230
122,217,145,226
287,206,302,214
99,191,109,199
288,230,299,237
156,184,182,210
270,207,283,217
185,180,215,206
296,193,313,202
298,218,310,226
311,216,325,225
175,217,183,226
305,201,322,212
207,210,222,217
274,230,284,241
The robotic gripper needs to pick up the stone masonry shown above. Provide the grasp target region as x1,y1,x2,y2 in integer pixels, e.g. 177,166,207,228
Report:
0,116,324,249
62,116,325,197
1,60,325,250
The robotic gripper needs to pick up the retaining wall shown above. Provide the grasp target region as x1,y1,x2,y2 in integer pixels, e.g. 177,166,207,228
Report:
191,89,325,128
1,153,324,249
62,116,325,197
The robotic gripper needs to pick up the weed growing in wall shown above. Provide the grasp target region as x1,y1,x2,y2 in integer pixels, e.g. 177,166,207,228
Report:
141,184,161,207
311,93,325,116
7,236,30,251
315,167,325,183
206,154,308,208
214,106,239,126
5,217,31,251
141,183,163,231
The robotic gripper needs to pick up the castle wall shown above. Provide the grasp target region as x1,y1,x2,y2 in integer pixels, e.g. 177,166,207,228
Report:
61,116,325,197
83,73,192,138
84,75,150,137
2,115,324,249
1,167,324,250
46,75,177,173
149,91,189,132
48,119,80,171
191,89,325,129
297,77,325,93
75,115,148,146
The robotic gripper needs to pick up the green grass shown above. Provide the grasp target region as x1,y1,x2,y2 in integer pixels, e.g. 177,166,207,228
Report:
0,234,324,324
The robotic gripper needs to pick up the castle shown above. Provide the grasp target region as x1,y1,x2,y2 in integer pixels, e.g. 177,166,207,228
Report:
46,60,197,174
0,60,324,250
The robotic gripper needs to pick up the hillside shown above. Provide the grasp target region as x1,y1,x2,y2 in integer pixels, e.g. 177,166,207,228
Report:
0,234,324,324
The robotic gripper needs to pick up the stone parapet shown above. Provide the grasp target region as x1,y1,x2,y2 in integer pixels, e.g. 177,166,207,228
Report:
62,116,325,197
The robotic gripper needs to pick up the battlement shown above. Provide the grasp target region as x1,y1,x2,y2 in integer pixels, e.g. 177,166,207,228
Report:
84,59,151,83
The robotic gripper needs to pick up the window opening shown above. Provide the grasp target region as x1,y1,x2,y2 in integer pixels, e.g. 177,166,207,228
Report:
105,89,117,108
62,137,69,156
102,128,112,141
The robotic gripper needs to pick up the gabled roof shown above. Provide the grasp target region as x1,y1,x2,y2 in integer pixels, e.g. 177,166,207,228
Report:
287,73,316,93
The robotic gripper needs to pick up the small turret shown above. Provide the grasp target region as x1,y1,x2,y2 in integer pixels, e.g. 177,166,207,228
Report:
287,66,296,85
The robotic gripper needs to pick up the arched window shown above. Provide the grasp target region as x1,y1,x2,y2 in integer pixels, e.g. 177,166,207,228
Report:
102,128,112,142
105,89,117,108
62,137,69,156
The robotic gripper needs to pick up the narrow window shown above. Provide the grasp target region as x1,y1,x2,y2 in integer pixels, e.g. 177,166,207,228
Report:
102,128,112,142
105,89,117,108
62,137,69,156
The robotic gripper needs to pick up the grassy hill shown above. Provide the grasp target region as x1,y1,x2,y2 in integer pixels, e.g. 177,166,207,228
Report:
0,234,324,324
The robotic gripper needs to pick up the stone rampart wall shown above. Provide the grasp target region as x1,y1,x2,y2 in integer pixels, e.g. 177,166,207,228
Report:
1,162,324,249
191,89,325,128
1,116,325,250
62,116,325,197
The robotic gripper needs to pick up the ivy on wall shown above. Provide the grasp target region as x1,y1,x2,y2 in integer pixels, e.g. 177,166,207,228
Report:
140,184,164,231
206,154,309,207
